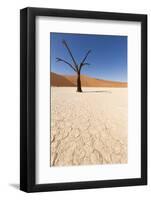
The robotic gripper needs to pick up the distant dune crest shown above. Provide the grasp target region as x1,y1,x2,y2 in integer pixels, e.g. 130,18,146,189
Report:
51,72,127,87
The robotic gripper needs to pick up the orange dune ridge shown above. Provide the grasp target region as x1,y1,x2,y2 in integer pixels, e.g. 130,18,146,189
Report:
51,72,128,87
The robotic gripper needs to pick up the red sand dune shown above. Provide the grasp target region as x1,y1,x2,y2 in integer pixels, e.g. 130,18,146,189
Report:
51,72,127,87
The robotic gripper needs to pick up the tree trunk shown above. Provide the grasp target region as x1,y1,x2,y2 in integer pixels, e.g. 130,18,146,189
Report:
77,72,82,92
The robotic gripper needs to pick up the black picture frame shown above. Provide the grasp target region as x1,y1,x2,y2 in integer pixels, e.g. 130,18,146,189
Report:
20,7,147,192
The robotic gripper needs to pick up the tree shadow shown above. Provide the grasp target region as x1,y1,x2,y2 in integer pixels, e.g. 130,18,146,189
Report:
83,90,111,94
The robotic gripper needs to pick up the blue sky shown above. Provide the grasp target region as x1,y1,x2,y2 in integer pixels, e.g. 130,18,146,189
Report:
50,32,127,82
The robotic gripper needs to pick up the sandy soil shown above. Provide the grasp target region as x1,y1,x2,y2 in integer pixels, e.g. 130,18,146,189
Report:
51,87,128,166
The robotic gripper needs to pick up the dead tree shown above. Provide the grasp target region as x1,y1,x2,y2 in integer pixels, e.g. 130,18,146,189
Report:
56,40,91,92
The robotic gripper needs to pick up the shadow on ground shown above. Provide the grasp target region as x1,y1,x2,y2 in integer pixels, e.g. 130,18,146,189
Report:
9,183,19,190
83,90,112,93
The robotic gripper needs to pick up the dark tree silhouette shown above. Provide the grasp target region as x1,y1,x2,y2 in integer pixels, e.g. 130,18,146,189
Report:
56,40,91,92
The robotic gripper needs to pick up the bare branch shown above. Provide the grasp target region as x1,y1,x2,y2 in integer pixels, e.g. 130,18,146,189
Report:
81,63,90,66
62,40,78,70
81,50,91,64
56,57,77,72
79,50,91,71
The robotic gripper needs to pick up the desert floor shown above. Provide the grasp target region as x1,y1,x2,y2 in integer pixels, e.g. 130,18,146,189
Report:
51,87,128,166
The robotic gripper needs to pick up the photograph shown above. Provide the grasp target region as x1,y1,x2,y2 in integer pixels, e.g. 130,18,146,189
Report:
20,7,147,192
50,32,128,167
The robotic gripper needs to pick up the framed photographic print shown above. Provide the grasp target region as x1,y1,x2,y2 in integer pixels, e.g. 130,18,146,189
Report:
20,7,147,192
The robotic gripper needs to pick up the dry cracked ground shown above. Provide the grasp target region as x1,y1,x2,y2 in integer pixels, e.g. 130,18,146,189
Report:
50,87,128,167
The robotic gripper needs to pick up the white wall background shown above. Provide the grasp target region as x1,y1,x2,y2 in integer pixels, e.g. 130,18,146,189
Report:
0,0,150,199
